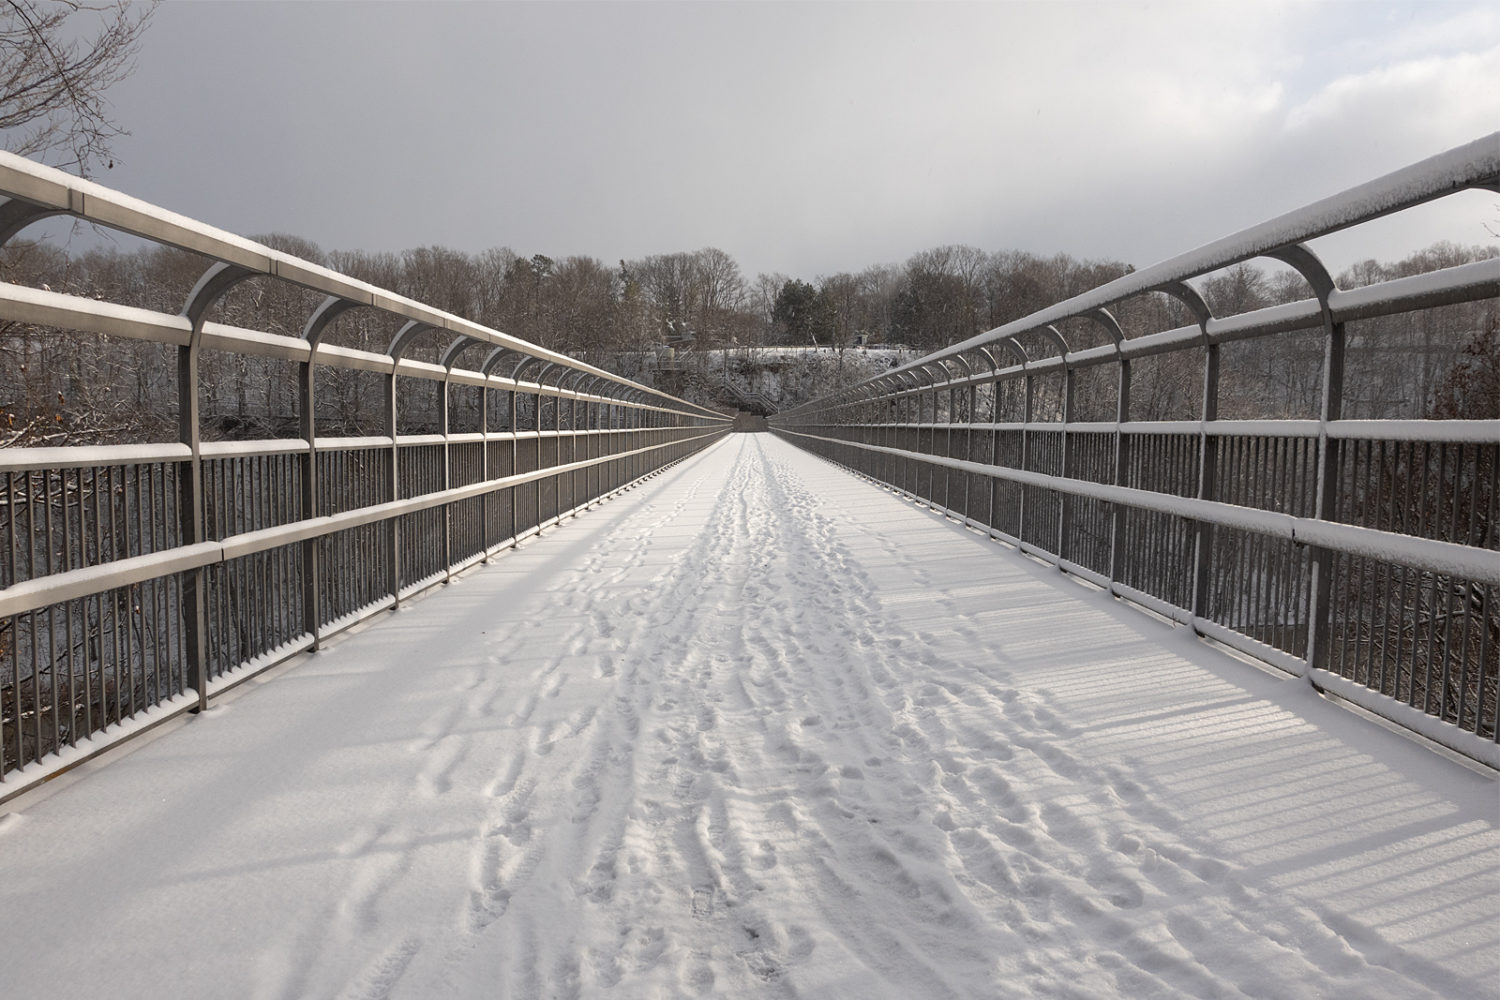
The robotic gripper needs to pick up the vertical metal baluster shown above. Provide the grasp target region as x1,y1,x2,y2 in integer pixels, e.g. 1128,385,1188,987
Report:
1273,435,1291,653
1226,437,1243,633
327,452,336,620
387,374,400,604
1156,440,1169,596
43,469,58,759
1296,434,1313,657
152,462,168,703
1455,443,1480,732
1211,437,1228,631
1292,436,1310,664
215,459,226,675
1486,458,1498,741
331,455,341,620
1150,439,1163,598
1348,440,1370,682
509,392,519,544
5,471,14,590
131,463,145,712
1482,580,1498,742
1019,373,1033,547
1249,436,1266,640
1387,440,1406,696
1263,434,1279,645
1235,437,1250,637
3,607,11,777
61,470,77,748
942,384,953,514
243,457,254,668
1389,440,1408,697
1109,357,1130,593
1190,399,1213,620
270,455,282,649
1423,441,1446,716
302,355,321,643
1155,439,1167,599
117,470,129,719
283,453,294,645
110,468,124,723
83,467,100,742
1142,441,1156,595
1057,366,1074,563
1368,442,1387,693
441,384,452,582
1397,441,1416,703
1435,443,1458,723
1401,441,1419,707
1344,440,1368,683
1251,437,1268,644
358,454,367,605
1177,434,1189,601
345,452,355,617
1147,443,1162,597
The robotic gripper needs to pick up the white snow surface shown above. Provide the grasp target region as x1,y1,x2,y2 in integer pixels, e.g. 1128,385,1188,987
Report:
1,434,1495,1000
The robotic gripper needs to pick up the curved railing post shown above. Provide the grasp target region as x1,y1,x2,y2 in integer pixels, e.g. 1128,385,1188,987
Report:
960,354,981,523
385,320,433,605
1155,281,1218,625
0,152,731,793
1267,243,1343,681
1036,326,1074,562
1083,308,1127,597
751,135,1500,764
181,261,257,709
512,356,547,533
976,347,1002,532
301,294,369,649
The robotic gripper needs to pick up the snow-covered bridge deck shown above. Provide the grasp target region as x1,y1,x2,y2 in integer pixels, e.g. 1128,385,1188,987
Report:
2,434,1495,1000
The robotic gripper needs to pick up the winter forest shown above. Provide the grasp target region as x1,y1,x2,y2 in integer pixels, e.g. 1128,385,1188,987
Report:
2,235,1496,447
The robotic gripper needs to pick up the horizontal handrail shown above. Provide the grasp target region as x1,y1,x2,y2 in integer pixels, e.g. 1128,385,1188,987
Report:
0,151,724,419
0,281,713,419
778,429,1499,586
0,429,723,619
772,134,1500,768
791,256,1498,410
785,134,1498,404
795,419,1500,444
0,153,733,795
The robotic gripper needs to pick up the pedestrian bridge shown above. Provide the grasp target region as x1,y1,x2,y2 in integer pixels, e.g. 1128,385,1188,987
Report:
0,139,1497,998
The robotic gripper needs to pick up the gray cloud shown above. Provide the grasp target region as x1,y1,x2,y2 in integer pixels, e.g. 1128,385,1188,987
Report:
96,1,1498,281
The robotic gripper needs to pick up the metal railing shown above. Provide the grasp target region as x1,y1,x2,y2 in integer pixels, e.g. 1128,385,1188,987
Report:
772,134,1500,767
0,153,731,797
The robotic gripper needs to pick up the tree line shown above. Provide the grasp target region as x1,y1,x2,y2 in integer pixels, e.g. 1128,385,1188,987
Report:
3,231,1496,448
1,1,1496,443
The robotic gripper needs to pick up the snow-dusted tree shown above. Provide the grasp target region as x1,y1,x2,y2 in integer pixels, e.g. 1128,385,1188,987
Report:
0,0,156,174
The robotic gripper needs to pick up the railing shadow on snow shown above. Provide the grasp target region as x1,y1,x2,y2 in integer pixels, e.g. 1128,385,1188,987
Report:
772,133,1500,769
0,153,731,800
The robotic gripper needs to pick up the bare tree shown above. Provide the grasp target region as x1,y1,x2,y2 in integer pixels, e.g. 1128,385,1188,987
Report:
0,0,156,174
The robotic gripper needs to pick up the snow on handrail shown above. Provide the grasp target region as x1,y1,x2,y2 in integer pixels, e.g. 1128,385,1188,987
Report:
0,149,726,421
771,135,1500,766
787,133,1499,407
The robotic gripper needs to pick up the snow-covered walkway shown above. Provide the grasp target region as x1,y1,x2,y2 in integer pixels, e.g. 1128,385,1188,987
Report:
2,434,1495,1000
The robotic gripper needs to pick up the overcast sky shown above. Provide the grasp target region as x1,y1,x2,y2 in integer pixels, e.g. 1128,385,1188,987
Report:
91,0,1499,281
